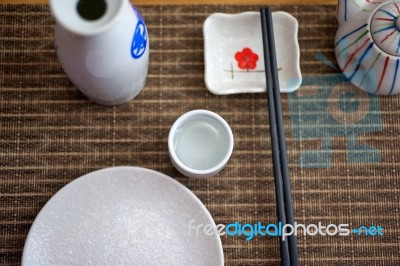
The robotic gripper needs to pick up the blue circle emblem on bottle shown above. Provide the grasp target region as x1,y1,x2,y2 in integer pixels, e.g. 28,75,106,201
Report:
131,20,147,59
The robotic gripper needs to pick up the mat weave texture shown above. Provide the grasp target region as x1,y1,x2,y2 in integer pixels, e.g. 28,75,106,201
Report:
1,4,400,265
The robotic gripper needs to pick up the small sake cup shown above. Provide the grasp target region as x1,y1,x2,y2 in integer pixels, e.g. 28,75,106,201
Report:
168,110,234,179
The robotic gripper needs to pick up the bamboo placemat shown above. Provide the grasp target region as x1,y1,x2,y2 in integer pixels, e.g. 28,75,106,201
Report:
1,4,399,265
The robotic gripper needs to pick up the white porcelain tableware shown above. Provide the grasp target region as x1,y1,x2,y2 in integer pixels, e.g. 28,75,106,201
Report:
22,167,224,265
168,110,234,179
50,0,149,105
336,0,400,95
203,11,302,95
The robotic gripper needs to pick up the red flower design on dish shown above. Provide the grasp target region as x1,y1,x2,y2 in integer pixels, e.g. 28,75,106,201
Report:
235,48,259,71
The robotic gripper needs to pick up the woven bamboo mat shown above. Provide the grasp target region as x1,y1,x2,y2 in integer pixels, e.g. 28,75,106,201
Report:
1,4,400,265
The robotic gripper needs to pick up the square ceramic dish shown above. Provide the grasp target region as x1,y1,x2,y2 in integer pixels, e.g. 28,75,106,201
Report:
203,11,302,94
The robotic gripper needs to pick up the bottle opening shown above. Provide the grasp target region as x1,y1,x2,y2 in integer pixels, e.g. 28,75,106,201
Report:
77,0,107,21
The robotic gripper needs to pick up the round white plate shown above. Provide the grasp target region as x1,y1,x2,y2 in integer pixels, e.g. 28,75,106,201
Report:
22,167,224,266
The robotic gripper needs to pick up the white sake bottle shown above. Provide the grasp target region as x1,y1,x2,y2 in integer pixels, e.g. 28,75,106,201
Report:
50,0,149,105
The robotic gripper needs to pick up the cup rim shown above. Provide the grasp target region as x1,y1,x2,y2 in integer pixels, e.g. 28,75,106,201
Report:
168,109,234,177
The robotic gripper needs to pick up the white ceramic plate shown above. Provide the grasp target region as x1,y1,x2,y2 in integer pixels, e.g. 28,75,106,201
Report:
203,11,302,94
22,167,224,266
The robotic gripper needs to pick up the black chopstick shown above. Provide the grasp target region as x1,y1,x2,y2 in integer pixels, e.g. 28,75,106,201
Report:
260,7,299,266
260,8,290,266
264,9,299,266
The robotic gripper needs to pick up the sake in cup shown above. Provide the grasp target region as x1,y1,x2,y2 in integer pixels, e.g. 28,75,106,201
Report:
168,110,234,179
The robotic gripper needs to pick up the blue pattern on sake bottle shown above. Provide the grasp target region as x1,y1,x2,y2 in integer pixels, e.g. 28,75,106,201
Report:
131,6,147,59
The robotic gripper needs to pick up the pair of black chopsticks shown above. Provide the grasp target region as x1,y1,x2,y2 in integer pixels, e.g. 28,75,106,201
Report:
260,8,298,266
